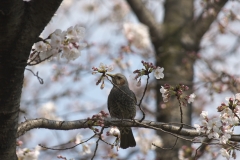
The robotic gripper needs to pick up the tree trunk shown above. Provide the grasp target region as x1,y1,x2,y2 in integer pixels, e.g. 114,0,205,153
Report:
0,1,63,159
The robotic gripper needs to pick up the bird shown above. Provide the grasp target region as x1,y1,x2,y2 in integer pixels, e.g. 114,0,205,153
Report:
107,73,137,149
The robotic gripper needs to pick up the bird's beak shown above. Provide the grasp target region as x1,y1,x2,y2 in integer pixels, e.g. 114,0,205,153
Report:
106,73,115,78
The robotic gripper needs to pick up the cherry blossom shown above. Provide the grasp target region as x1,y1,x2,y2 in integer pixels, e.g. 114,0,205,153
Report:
33,41,48,52
108,126,120,137
154,67,164,79
220,148,230,160
160,86,168,102
17,146,40,160
188,93,196,104
29,25,87,63
123,22,150,49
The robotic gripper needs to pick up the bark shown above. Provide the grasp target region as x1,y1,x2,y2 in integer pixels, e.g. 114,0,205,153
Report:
0,0,63,159
126,0,227,159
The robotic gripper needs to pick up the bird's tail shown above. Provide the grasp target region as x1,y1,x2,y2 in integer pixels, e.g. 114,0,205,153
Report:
119,127,136,149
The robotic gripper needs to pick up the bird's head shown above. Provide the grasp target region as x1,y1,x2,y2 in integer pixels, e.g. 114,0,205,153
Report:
107,73,129,87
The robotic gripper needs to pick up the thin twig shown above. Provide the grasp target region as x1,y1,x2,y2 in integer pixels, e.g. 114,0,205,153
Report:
138,74,150,122
25,68,44,84
91,127,105,160
39,134,95,150
27,53,53,66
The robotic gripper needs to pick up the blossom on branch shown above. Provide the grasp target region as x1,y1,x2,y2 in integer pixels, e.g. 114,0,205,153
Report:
220,148,230,160
188,93,196,104
154,67,164,79
108,126,120,137
29,25,87,64
34,41,48,52
160,86,169,102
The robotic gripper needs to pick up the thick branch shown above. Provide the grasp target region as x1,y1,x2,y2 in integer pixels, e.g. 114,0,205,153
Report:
17,118,240,143
193,0,227,39
126,0,163,42
182,0,228,50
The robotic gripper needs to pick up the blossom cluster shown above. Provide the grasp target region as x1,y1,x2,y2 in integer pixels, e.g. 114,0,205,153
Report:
123,22,151,50
92,63,114,89
17,146,40,160
160,84,195,104
194,93,240,159
92,63,114,74
29,25,87,64
87,110,109,129
133,61,164,87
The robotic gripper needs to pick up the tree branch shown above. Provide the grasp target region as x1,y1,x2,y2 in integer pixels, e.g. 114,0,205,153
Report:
182,0,228,50
193,0,228,39
17,118,240,143
126,0,163,42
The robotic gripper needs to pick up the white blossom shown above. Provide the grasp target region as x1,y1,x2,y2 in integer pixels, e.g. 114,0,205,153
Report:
151,135,163,150
160,86,168,102
74,25,85,40
34,41,48,52
99,63,107,71
17,146,40,160
154,67,164,79
75,133,83,144
123,22,151,49
200,111,208,119
67,26,77,39
194,124,203,134
109,126,120,137
219,133,231,144
163,97,168,103
29,25,87,63
220,148,230,160
38,102,62,120
107,65,114,72
82,144,91,155
188,93,196,104
160,86,167,94
50,34,62,48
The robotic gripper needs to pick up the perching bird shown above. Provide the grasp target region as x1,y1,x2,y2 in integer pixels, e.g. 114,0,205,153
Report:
107,73,136,149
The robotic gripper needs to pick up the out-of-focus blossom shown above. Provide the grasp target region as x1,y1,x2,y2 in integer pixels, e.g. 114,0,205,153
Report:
17,146,40,160
75,133,83,144
38,102,62,120
82,144,91,155
160,86,168,102
108,126,120,137
188,93,196,104
150,135,163,150
220,148,230,160
123,22,151,49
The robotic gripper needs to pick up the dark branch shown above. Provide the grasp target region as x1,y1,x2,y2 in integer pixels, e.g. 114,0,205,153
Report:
25,68,43,84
